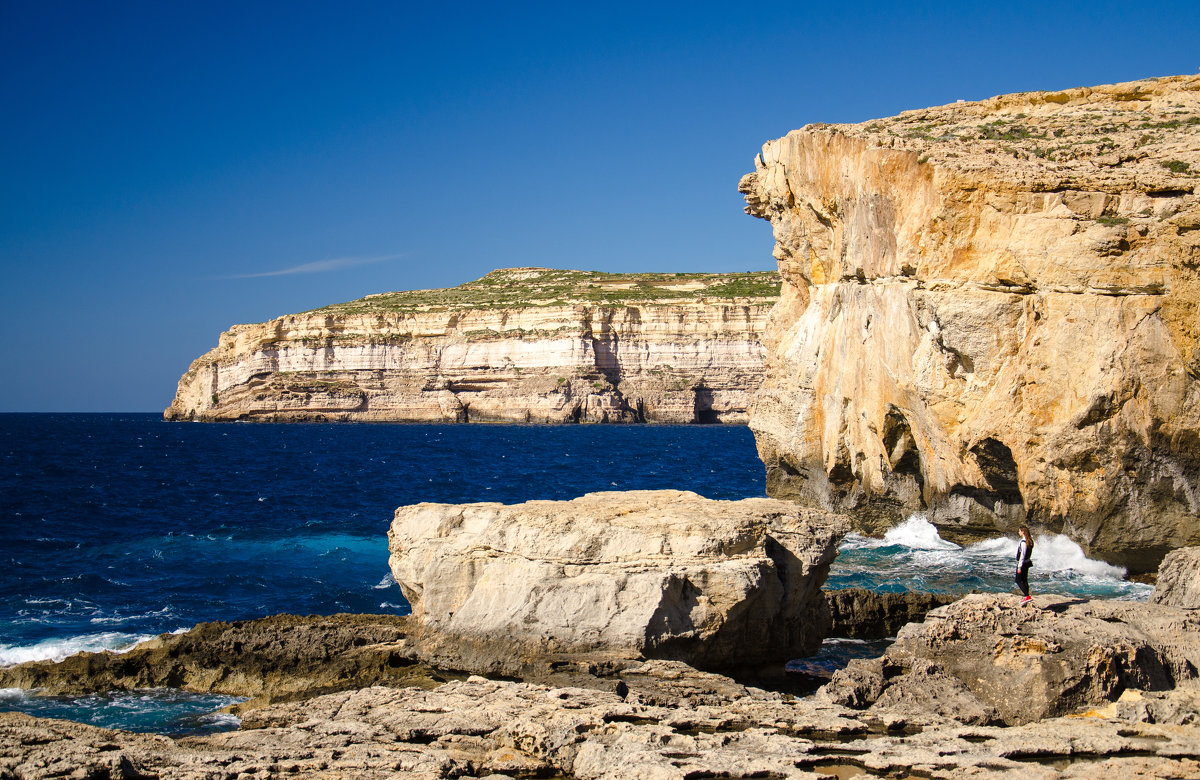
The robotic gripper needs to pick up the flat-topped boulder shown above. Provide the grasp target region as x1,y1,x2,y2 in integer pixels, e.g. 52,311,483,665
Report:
387,489,849,671
1153,546,1200,608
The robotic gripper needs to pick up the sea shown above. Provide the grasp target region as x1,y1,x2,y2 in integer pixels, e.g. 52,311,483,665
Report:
0,413,1151,735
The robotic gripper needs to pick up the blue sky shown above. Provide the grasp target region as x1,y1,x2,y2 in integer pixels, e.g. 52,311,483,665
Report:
2,2,1198,411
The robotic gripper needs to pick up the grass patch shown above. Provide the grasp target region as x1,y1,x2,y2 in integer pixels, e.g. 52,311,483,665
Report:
308,268,781,315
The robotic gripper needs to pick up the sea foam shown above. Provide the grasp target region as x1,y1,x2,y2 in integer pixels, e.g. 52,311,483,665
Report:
0,631,157,667
829,514,1151,601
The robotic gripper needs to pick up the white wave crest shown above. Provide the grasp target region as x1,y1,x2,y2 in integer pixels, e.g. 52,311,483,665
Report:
0,688,28,703
373,572,397,590
965,532,1127,577
0,632,158,667
1033,534,1128,578
198,712,242,730
881,515,961,551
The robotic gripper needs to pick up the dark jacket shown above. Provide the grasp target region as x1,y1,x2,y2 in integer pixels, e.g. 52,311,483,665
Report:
1015,538,1033,570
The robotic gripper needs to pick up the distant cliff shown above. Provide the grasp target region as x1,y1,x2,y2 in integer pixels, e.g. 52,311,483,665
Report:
740,75,1200,571
165,268,779,424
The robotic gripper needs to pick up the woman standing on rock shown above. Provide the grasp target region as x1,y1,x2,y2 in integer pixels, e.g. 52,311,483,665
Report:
1015,526,1034,605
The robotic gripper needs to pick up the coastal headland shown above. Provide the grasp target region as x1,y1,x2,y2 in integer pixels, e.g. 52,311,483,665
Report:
741,74,1200,572
164,268,779,424
5,75,1200,778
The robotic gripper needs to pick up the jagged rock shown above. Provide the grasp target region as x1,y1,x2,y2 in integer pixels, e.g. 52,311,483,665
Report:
1153,546,1200,608
0,614,442,709
821,588,957,639
388,490,849,672
6,672,1200,779
820,593,1200,725
739,75,1200,572
4,600,1200,778
164,267,779,424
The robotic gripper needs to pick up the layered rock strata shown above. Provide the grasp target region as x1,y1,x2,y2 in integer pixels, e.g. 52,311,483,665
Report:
1152,545,1200,608
740,75,1200,571
165,267,779,424
388,489,849,671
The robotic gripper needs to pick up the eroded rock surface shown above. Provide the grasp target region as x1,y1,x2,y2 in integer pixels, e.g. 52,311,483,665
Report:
1153,546,1200,608
5,672,1200,779
739,75,1200,571
821,587,957,639
388,490,849,672
165,267,778,424
5,594,1200,777
821,593,1200,725
0,614,442,710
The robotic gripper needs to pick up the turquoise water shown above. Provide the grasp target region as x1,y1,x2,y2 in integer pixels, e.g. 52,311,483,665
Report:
1,414,1150,733
0,687,245,736
827,514,1152,601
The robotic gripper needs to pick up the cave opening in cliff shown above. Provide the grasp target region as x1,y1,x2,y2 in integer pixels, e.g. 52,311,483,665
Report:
970,437,1023,505
693,387,718,424
881,408,924,491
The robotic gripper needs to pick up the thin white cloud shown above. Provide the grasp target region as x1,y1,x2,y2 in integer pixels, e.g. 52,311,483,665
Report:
221,254,404,279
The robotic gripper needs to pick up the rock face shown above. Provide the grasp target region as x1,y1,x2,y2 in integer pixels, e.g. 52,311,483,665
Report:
821,593,1200,725
1153,545,1200,608
165,267,778,424
739,75,1200,571
821,588,957,639
388,489,849,671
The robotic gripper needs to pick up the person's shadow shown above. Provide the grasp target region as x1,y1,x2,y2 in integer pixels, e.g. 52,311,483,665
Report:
1040,597,1089,614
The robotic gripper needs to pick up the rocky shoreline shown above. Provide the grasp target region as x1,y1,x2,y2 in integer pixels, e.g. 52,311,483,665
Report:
3,589,1199,779
8,75,1200,778
3,490,1199,778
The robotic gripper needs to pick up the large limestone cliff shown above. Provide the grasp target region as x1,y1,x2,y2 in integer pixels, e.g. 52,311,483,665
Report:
165,268,778,424
739,75,1200,571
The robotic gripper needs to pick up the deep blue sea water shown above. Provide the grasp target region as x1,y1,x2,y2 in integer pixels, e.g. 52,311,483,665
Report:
0,413,1150,734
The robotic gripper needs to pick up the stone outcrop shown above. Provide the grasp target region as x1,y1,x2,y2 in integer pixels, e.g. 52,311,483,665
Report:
820,593,1200,726
739,75,1200,571
5,591,1200,776
388,489,849,672
1152,545,1200,608
0,614,443,710
821,588,957,639
6,659,1200,779
165,267,778,424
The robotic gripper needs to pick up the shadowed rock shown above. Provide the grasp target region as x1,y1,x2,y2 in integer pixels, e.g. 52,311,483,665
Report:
1152,546,1200,608
821,588,958,639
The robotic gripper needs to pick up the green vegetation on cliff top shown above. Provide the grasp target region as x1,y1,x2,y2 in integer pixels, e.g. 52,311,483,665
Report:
310,268,781,315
